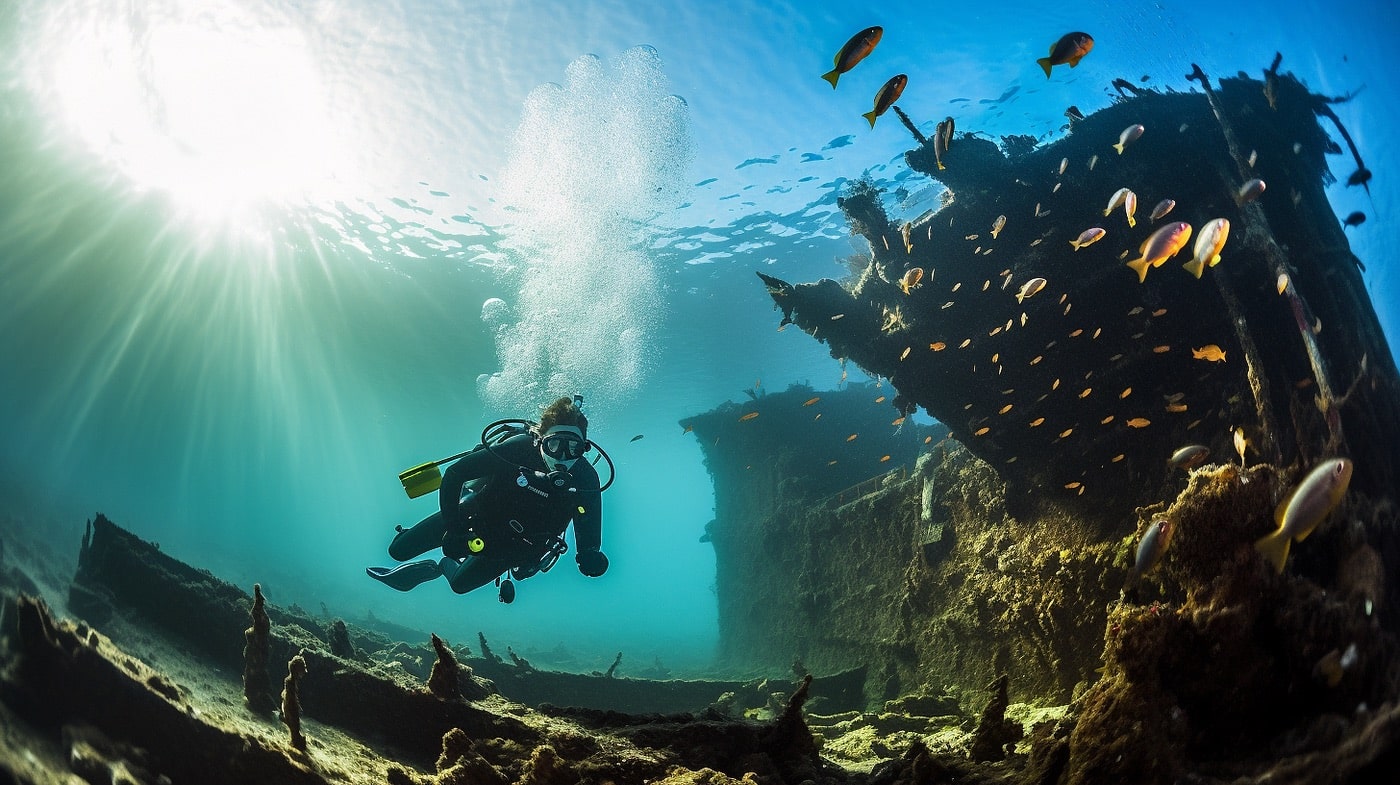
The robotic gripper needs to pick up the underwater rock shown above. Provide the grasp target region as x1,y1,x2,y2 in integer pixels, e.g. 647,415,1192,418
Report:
328,618,358,660
243,583,275,713
281,652,308,752
967,674,1022,762
427,632,461,701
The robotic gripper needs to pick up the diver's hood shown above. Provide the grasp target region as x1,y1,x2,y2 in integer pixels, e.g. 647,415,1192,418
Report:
539,425,586,472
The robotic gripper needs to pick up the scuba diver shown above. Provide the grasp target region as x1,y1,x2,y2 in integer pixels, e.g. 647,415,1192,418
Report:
367,395,612,603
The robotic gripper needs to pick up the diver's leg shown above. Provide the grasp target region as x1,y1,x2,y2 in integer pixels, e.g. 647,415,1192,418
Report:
388,510,447,561
440,553,513,595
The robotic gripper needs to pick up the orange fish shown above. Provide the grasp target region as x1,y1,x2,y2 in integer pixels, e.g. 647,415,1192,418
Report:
930,341,947,351
823,26,883,88
1127,222,1193,283
1126,418,1151,428
739,412,759,421
1036,32,1094,78
863,74,908,128
899,266,925,294
1184,218,1230,279
803,397,820,406
1192,344,1227,362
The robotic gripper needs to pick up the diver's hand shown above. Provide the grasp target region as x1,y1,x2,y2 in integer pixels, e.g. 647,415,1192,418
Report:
576,549,608,577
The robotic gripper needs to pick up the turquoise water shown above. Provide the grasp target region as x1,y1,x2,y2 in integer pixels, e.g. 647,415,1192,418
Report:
0,0,1393,673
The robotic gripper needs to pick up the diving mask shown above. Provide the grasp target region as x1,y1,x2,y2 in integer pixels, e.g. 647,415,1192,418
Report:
539,425,587,471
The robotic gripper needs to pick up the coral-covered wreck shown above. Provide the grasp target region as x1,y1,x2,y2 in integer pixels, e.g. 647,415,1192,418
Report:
705,59,1400,782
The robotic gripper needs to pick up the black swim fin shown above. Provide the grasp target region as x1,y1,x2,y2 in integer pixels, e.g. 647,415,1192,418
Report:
366,559,442,591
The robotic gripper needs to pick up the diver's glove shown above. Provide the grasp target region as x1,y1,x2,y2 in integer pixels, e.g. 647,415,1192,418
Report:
576,548,608,578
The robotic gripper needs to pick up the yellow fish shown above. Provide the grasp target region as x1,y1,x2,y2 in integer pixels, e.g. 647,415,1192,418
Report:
1192,344,1227,362
1184,218,1230,279
1127,222,1193,283
991,215,1007,239
1016,277,1047,303
1255,458,1353,573
899,266,925,294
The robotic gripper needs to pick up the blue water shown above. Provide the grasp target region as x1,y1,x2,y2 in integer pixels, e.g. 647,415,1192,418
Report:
0,0,1394,674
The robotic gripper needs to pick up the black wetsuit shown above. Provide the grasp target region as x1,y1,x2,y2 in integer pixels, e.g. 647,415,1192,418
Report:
387,433,603,594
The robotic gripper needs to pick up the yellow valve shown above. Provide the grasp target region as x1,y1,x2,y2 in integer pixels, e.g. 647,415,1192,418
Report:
468,537,485,553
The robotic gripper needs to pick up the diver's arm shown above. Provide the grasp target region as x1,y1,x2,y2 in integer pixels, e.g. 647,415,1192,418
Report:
572,486,603,553
438,446,495,529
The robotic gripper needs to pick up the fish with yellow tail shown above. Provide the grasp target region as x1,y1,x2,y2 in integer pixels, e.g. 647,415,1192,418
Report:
822,26,883,88
1103,187,1137,227
863,74,907,128
1255,458,1353,573
1183,218,1230,279
899,266,924,294
1126,221,1192,283
1070,227,1106,250
1113,124,1145,155
1015,277,1047,303
1036,32,1094,78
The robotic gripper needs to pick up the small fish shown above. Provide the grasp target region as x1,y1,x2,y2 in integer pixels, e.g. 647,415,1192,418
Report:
1233,427,1248,464
846,433,858,442
1112,454,1125,463
739,412,759,422
875,395,886,403
1070,227,1106,250
1125,517,1172,590
1088,154,1098,171
900,347,910,360
863,74,908,128
1277,273,1290,295
1255,458,1354,573
803,397,820,406
1165,403,1188,413
1101,415,1115,424
1030,417,1045,427
1192,344,1227,362
999,404,1013,415
1065,481,1082,490
1122,190,1138,228
1113,124,1145,155
1037,32,1094,78
880,455,891,463
930,341,947,351
899,266,925,294
975,426,990,436
823,26,883,88
1065,105,1085,122
991,215,1007,239
1059,157,1069,175
1248,149,1258,168
831,313,845,320
1104,187,1133,219
1059,427,1074,438
1120,387,1132,399
1016,277,1047,303
1343,211,1366,229
1126,418,1151,428
1079,387,1092,399
891,416,905,426
1030,355,1042,365
933,119,951,170
1169,444,1210,471
1149,199,1176,221
1151,308,1167,317
1052,182,1062,194
1347,167,1372,189
1126,222,1193,283
630,434,644,442
1183,218,1230,279
1237,178,1267,204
